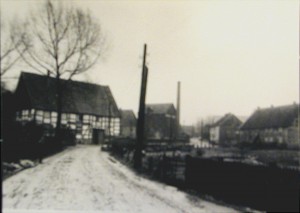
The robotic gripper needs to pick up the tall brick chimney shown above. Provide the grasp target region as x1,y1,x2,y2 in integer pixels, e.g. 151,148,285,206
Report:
176,81,181,139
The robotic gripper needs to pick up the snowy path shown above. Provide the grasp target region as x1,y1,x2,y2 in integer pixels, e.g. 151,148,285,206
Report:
3,145,238,213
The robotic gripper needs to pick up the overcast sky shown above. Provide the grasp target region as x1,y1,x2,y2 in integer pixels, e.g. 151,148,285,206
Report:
1,0,299,125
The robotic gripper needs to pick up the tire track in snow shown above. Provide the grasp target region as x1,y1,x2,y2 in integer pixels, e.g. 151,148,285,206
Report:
99,153,191,213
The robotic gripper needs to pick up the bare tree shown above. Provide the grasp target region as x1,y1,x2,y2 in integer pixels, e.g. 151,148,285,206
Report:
0,19,29,78
15,0,106,139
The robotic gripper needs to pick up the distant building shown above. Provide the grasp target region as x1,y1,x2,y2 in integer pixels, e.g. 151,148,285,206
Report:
14,72,121,144
145,103,177,141
209,113,242,145
181,125,195,137
239,104,299,147
120,110,136,138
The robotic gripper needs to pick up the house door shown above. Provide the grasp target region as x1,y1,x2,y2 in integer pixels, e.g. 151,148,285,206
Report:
92,129,105,144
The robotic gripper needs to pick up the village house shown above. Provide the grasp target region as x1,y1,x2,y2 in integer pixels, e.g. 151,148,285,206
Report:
209,113,242,146
239,104,299,148
145,103,177,141
14,72,121,144
119,109,136,138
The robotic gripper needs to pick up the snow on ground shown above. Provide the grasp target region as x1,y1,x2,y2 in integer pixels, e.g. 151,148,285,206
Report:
3,145,239,213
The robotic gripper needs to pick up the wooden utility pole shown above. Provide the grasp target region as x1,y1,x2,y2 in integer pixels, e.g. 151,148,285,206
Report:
134,44,148,171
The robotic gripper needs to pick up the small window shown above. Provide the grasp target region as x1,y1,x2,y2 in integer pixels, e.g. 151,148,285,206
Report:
70,124,76,130
62,113,67,120
115,118,120,124
21,110,30,120
36,110,43,116
83,115,89,123
44,111,50,118
70,114,76,122
36,115,43,122
61,114,67,124
44,111,51,123
51,112,57,118
22,110,29,116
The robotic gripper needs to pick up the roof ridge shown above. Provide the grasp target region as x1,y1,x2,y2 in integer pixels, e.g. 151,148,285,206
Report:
257,103,299,111
240,103,298,130
21,71,108,88
18,71,120,117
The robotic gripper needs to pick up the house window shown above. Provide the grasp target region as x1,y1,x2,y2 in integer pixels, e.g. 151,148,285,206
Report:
70,114,76,122
98,117,103,128
103,118,109,127
70,124,76,130
89,116,96,125
36,110,43,116
51,112,57,122
82,115,89,123
36,110,43,123
22,109,29,120
61,113,67,124
50,112,57,124
44,111,51,123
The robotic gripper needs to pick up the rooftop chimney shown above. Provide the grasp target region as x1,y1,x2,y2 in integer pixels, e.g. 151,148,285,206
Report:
176,81,181,139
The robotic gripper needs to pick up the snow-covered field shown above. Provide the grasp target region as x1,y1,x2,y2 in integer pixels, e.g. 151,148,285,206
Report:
3,145,239,213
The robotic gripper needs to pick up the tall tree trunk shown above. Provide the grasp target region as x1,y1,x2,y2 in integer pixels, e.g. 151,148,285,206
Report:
55,75,62,142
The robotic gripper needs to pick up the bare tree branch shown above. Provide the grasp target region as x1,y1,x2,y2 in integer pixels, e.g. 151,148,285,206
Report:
0,19,29,76
10,0,107,136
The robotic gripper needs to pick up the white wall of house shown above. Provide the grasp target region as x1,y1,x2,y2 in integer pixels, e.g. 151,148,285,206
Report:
209,126,219,143
240,125,299,145
16,109,120,143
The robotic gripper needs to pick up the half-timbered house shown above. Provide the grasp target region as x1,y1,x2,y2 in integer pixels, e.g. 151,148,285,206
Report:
14,72,121,144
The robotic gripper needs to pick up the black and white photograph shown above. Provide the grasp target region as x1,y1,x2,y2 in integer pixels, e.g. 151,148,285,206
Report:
1,0,299,212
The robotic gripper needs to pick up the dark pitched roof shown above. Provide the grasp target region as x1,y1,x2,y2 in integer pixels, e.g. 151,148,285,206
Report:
211,113,242,127
240,104,299,130
120,110,136,126
146,103,176,115
16,72,120,117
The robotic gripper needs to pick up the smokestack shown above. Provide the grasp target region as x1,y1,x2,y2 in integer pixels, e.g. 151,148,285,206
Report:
176,81,181,139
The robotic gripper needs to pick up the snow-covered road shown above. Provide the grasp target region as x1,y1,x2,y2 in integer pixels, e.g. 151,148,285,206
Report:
3,145,238,213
